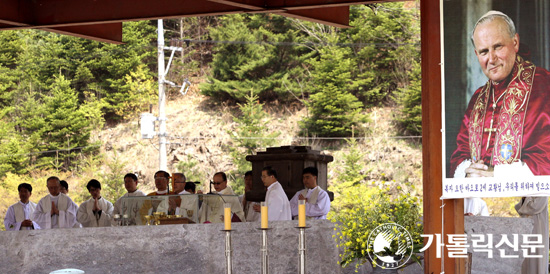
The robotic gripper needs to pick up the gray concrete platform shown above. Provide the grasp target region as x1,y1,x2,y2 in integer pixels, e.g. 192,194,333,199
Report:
0,220,341,274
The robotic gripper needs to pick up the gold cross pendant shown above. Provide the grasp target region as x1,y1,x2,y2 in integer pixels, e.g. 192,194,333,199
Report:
484,118,497,150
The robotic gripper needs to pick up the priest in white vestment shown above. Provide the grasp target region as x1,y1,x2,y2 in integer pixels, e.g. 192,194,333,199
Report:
199,172,245,223
33,176,78,229
515,197,549,274
174,182,199,223
4,183,40,230
166,172,194,218
113,173,146,225
141,171,172,217
170,172,186,195
57,179,82,228
463,198,489,216
77,179,114,227
290,167,331,220
261,166,291,221
241,171,260,222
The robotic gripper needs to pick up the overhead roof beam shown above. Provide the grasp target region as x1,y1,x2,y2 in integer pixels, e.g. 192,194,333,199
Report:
278,6,351,28
0,0,33,27
207,0,266,11
0,0,123,43
0,0,406,30
0,0,245,30
208,0,406,10
206,0,408,28
207,0,352,27
0,0,408,43
48,23,124,44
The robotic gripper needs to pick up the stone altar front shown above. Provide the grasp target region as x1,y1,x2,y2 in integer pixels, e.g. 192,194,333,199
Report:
0,220,341,274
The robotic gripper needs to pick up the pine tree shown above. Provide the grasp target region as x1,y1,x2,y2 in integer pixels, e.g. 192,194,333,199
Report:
393,62,421,135
0,114,29,177
347,3,420,105
16,75,94,170
84,20,157,120
228,91,279,193
300,84,366,137
113,64,156,119
201,14,310,102
0,30,23,108
299,36,368,137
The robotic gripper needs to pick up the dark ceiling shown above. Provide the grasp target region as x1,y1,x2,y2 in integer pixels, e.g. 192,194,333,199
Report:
0,0,404,43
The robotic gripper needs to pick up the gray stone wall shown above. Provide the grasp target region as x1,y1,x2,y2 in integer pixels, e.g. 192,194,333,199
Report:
465,216,534,274
0,220,341,274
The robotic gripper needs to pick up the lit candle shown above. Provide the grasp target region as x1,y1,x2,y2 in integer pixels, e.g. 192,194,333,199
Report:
224,203,232,230
261,202,268,229
298,199,306,227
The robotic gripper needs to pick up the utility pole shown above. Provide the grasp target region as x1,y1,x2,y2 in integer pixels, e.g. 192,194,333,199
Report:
157,19,167,171
149,19,187,171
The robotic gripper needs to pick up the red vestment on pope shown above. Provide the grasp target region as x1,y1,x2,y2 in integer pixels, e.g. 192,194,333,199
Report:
450,56,550,176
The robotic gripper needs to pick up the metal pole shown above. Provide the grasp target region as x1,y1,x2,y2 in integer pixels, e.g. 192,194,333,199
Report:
225,230,233,274
298,227,306,274
262,229,269,274
157,19,167,171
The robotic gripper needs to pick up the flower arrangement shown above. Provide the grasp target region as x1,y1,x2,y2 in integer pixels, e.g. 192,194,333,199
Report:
330,180,423,269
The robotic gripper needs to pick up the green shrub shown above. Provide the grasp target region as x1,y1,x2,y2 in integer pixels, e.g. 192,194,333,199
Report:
331,180,423,268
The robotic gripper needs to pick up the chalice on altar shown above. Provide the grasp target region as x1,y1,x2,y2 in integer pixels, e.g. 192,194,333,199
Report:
113,214,121,226
144,215,153,226
153,212,165,225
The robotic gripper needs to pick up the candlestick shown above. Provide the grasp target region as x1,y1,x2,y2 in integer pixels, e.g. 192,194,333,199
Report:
261,229,269,274
225,230,233,274
224,203,232,231
298,227,306,274
261,202,268,229
298,199,306,227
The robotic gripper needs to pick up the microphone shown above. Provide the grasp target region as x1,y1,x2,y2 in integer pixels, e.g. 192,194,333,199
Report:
208,180,214,194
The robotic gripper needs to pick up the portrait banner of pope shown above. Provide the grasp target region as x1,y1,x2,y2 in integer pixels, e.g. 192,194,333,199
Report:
442,0,550,198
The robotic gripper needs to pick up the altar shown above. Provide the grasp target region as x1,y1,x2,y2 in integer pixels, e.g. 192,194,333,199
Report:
0,220,341,274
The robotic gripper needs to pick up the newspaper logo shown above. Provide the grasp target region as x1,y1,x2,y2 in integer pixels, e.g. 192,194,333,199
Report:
367,223,413,269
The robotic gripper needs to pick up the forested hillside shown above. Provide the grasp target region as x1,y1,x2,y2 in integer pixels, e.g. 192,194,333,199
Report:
0,2,427,230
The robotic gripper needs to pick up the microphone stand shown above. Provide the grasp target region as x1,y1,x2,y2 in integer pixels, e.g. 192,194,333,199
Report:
208,180,214,194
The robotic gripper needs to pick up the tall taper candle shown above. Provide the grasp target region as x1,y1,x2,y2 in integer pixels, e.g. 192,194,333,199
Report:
224,203,232,230
261,201,268,229
298,199,306,227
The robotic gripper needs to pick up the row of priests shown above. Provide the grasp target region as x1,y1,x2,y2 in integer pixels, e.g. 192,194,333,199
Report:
4,167,330,230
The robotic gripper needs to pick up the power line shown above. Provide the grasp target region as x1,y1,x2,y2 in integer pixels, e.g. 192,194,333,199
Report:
169,135,421,140
169,38,419,49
